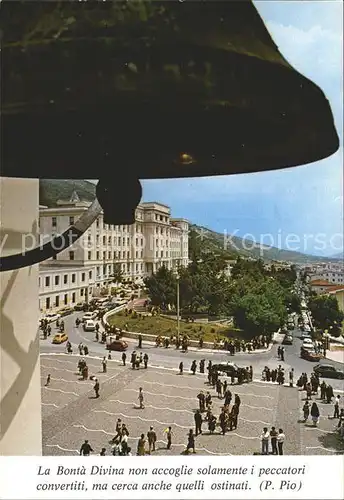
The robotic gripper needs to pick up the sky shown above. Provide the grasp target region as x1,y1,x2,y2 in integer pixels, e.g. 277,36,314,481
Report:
139,0,343,257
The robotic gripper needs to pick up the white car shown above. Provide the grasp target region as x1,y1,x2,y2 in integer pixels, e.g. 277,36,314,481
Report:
302,339,314,349
83,320,96,332
82,311,98,322
41,313,61,324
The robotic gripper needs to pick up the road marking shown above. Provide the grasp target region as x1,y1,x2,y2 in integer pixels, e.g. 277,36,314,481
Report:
41,365,78,375
45,444,79,454
108,398,271,425
304,427,334,434
44,387,79,397
108,399,194,414
91,410,191,429
124,389,195,401
74,424,112,435
142,380,274,401
42,403,60,408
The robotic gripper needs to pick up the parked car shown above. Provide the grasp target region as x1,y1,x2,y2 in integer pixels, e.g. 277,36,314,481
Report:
301,332,312,340
58,307,74,317
82,311,98,322
41,312,61,324
313,364,344,379
83,320,96,332
211,363,241,377
283,335,293,345
302,340,314,351
52,333,68,344
74,302,85,311
106,338,128,352
300,348,322,362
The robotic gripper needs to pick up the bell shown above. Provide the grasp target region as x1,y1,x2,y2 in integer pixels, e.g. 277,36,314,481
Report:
1,0,339,181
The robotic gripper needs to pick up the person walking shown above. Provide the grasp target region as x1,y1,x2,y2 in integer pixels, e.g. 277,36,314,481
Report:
137,434,146,456
320,381,327,400
216,379,223,399
165,426,172,450
280,347,285,362
310,402,320,426
102,356,107,373
94,378,100,398
143,353,148,369
84,345,89,356
45,374,51,386
179,361,184,375
303,401,310,422
131,351,136,369
186,429,196,454
194,410,203,436
99,448,106,456
80,440,93,456
197,391,205,413
138,334,142,349
289,368,294,388
224,389,232,406
190,360,197,375
234,393,241,409
138,387,144,409
261,427,270,455
277,429,285,455
122,352,126,366
326,385,334,404
230,404,239,431
270,426,278,455
147,426,157,453
333,395,341,418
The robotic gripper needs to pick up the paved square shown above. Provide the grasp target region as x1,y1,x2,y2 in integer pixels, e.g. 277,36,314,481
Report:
41,353,344,456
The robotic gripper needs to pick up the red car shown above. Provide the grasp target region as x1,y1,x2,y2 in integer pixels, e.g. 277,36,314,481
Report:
300,348,322,362
106,338,128,352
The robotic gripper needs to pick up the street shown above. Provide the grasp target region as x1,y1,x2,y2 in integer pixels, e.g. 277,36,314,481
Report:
40,312,344,456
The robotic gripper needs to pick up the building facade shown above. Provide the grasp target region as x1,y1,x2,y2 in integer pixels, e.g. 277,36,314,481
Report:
39,265,95,312
39,193,189,312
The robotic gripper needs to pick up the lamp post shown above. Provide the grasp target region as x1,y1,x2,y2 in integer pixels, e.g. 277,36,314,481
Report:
176,272,180,342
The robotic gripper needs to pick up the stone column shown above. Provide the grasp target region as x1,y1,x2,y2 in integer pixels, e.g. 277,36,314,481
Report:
0,178,42,455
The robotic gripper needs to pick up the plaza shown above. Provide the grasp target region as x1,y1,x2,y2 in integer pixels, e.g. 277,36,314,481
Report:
40,351,344,457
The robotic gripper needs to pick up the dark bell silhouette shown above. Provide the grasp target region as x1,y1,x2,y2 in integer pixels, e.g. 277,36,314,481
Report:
1,0,339,182
0,0,339,271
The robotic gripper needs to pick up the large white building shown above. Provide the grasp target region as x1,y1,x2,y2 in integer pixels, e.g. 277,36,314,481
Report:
39,192,189,312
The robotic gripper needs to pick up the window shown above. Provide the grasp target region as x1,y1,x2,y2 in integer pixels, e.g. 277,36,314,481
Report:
45,277,50,287
82,273,85,282
64,294,68,305
103,251,106,260
122,238,125,246
96,218,100,228
69,216,74,225
108,236,111,244
161,227,163,235
69,251,74,260
103,236,106,245
136,238,138,246
108,251,111,259
63,274,68,285
127,238,130,246
161,250,163,258
118,237,121,246
52,217,57,227
54,276,59,286
96,234,99,244
156,239,158,246
96,251,100,260
127,251,130,259
88,251,92,260
136,251,138,258
136,264,139,271
89,271,92,279
55,296,59,307
81,288,84,296
72,273,76,283
156,251,158,258
72,292,76,303
46,297,50,309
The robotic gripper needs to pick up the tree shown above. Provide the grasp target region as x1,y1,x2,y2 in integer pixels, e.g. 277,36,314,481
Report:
144,265,176,309
112,263,123,284
308,295,344,334
230,276,288,339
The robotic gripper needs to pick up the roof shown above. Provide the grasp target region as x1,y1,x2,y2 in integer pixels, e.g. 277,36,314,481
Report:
310,280,336,286
328,286,344,294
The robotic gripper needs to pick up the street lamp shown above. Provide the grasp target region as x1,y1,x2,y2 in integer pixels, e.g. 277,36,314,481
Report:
176,272,180,342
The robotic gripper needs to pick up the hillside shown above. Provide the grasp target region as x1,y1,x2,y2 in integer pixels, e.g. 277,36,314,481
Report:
39,179,335,264
39,179,95,207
